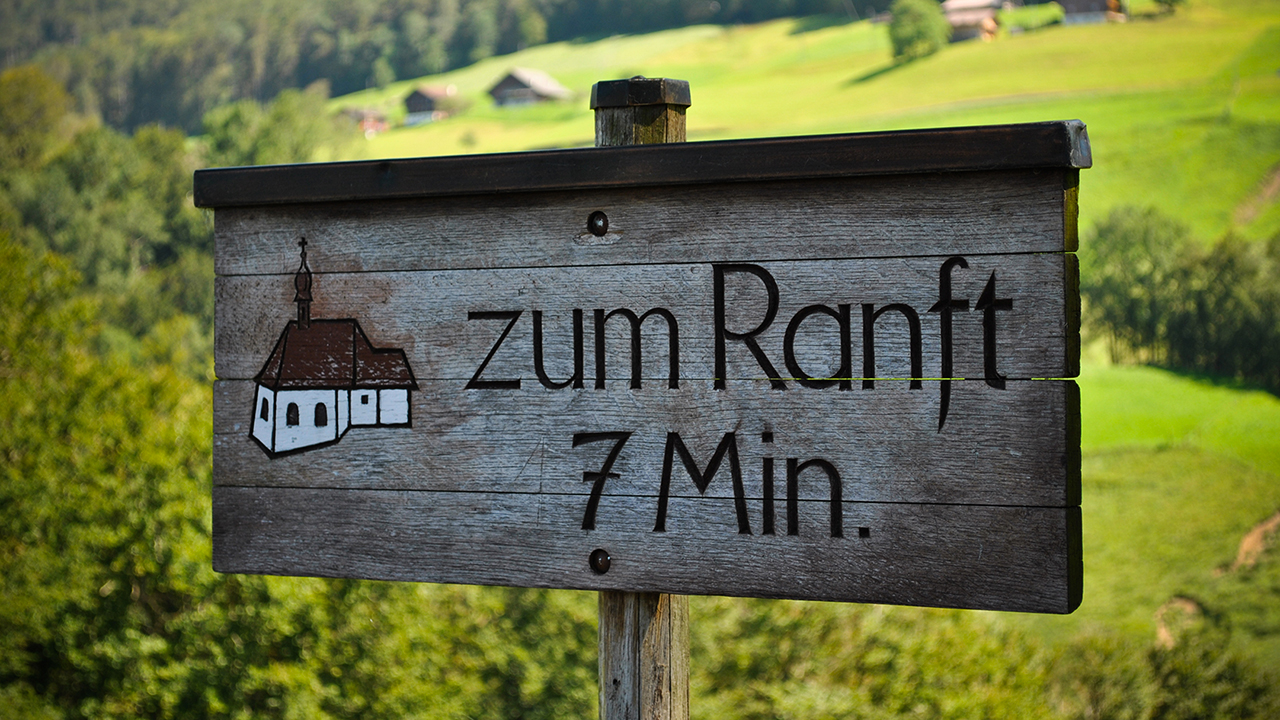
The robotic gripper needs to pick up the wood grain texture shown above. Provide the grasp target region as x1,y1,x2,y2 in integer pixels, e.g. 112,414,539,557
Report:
599,591,690,720
214,253,1078,382
595,85,692,720
207,122,1087,616
214,378,1080,507
596,106,687,147
212,170,1076,277
212,486,1082,613
193,121,1090,209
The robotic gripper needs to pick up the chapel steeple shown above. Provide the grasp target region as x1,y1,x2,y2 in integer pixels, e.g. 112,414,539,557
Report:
294,237,313,329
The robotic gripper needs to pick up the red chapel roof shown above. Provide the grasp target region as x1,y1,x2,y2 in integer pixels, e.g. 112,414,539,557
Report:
255,319,418,391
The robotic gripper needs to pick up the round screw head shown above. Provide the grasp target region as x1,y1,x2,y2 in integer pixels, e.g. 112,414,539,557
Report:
589,548,611,574
587,211,609,237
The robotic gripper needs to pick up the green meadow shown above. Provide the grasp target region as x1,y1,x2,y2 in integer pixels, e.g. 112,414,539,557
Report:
1007,361,1280,667
332,0,1280,665
334,0,1280,240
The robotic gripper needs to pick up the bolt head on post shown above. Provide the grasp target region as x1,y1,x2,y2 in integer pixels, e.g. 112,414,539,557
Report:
591,76,692,147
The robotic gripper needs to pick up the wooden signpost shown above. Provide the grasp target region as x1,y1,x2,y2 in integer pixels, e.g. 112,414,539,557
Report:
198,77,1087,718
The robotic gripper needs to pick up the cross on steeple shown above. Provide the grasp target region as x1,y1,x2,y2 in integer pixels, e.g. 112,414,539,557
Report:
294,237,313,329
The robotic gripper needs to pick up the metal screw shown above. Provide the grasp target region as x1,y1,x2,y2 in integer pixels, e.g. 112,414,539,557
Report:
587,211,609,237
589,548,611,574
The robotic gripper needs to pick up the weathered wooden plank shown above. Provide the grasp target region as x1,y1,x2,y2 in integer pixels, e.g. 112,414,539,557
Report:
212,486,1082,613
599,591,690,720
193,121,1089,209
214,253,1078,382
214,380,1080,504
206,118,1087,622
213,170,1077,276
212,378,1079,507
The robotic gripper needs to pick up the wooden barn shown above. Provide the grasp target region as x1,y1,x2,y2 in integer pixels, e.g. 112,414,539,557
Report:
1058,0,1117,23
403,84,457,126
942,0,1002,41
487,68,573,107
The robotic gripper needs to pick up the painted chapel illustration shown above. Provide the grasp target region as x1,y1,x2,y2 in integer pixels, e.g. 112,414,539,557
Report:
250,240,418,457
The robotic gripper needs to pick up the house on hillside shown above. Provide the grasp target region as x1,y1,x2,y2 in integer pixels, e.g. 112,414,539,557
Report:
1059,0,1118,24
250,240,417,458
942,0,1001,41
403,84,458,126
487,68,573,107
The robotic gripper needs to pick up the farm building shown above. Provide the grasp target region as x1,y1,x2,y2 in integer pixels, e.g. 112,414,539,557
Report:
942,0,1001,41
1059,0,1118,23
403,84,458,125
488,68,573,107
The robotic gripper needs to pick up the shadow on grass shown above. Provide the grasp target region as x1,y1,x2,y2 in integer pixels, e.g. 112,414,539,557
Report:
568,32,632,45
847,61,901,84
1147,363,1280,400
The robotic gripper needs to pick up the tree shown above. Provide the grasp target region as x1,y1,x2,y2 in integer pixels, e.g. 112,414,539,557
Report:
202,84,351,168
1080,206,1188,362
888,0,950,62
0,65,72,172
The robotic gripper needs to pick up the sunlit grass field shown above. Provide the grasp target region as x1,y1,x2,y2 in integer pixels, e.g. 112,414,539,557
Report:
999,360,1280,666
333,0,1280,240
330,0,1280,662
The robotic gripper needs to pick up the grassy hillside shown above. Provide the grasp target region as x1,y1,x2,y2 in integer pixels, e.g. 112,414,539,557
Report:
333,0,1280,241
329,0,1280,665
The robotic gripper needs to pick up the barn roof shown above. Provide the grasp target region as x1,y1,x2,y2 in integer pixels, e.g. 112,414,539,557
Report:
256,319,418,391
407,84,455,101
489,67,573,100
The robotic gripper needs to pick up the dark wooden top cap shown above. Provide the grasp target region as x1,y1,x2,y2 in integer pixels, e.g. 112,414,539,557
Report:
590,77,692,109
194,120,1091,209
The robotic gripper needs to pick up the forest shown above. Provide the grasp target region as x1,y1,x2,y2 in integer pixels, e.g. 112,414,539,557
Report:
1,0,875,133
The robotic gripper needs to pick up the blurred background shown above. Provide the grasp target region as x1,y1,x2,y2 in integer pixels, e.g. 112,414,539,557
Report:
1,0,1278,716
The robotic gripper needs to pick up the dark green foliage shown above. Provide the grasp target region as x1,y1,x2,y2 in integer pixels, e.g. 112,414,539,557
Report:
201,84,351,168
1199,527,1280,672
1148,623,1280,719
1048,622,1280,720
1080,206,1190,362
0,66,73,171
1163,235,1280,393
3,0,878,133
1082,206,1280,395
888,0,950,62
1151,0,1187,14
0,73,214,366
1051,632,1155,720
690,599,1057,719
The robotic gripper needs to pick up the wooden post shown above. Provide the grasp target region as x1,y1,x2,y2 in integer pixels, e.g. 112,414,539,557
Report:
591,76,692,720
591,76,690,146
